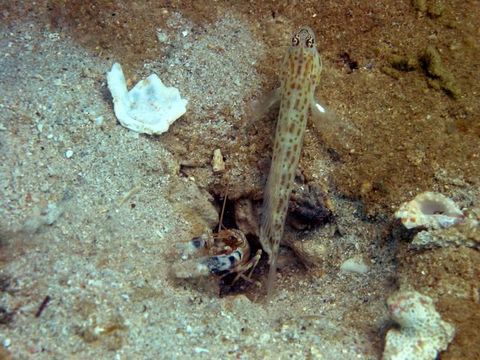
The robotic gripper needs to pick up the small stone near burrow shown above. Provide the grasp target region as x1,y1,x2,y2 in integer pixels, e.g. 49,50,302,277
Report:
288,183,334,230
212,148,225,173
285,224,337,268
234,198,259,236
288,239,328,268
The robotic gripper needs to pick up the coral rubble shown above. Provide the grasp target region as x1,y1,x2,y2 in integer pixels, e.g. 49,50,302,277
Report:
383,290,455,360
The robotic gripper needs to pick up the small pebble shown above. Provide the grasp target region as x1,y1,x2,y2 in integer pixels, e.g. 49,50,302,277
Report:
65,149,74,158
95,116,104,125
128,131,140,139
340,257,369,274
156,29,168,43
44,202,63,225
212,148,225,173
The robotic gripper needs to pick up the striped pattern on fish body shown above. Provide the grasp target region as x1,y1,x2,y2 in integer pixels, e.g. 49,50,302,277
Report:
260,27,322,297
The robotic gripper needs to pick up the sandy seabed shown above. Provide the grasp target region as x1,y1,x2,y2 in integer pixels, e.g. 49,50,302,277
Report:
1,1,479,359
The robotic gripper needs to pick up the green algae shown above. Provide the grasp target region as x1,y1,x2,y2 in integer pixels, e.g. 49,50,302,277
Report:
412,0,445,18
389,54,418,72
420,46,460,99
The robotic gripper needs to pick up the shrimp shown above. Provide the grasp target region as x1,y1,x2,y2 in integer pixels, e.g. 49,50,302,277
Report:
172,191,261,284
172,229,261,283
259,27,323,298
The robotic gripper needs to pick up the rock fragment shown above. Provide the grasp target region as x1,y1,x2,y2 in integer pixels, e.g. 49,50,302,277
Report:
288,183,334,230
234,198,259,237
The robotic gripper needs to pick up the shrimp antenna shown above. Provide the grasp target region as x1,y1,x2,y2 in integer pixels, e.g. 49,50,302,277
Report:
217,181,230,232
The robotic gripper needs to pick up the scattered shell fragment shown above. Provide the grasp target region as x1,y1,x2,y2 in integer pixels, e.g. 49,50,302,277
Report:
395,192,464,230
340,257,369,274
212,148,225,173
383,290,455,360
156,29,168,43
23,202,64,234
106,63,187,135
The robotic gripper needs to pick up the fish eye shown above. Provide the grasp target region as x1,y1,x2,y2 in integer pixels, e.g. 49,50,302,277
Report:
305,37,315,48
292,35,300,47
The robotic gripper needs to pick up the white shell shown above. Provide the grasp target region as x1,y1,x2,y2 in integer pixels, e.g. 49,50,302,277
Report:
107,63,187,135
395,192,464,230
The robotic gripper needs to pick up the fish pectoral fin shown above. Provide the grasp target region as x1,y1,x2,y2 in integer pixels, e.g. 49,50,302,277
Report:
251,87,281,122
310,97,360,148
310,97,336,129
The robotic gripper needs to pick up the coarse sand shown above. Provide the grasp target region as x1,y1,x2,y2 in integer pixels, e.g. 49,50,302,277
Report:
1,1,479,359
